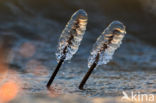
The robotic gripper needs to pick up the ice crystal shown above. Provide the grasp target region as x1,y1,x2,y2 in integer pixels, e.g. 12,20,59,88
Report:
56,9,88,61
88,21,126,68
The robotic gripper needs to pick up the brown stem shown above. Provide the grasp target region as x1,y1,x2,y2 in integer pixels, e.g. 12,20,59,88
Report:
79,62,97,90
47,59,64,89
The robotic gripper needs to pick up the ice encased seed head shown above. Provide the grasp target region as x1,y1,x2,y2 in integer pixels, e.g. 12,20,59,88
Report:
56,9,88,62
88,21,126,68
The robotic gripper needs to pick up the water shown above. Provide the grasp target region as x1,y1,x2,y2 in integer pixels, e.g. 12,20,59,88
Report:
0,0,156,102
56,9,88,61
88,21,126,68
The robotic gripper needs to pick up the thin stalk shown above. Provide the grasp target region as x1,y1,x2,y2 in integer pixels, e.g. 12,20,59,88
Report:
47,59,64,89
79,62,97,90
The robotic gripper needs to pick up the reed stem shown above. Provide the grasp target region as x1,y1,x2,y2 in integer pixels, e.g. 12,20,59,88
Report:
47,59,64,89
79,62,97,90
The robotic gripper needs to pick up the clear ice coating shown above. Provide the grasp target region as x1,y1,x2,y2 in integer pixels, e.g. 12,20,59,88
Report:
88,21,126,68
56,9,88,61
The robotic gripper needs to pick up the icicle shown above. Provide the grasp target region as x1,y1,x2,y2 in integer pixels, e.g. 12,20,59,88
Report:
56,9,88,61
88,21,126,68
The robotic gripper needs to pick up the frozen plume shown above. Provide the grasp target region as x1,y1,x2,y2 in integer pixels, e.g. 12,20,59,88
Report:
56,9,88,61
88,21,126,68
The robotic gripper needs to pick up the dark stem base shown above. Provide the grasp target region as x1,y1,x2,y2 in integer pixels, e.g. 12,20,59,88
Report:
46,59,64,89
79,62,97,90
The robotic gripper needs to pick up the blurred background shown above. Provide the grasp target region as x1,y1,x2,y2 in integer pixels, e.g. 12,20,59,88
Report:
0,0,156,45
0,0,156,103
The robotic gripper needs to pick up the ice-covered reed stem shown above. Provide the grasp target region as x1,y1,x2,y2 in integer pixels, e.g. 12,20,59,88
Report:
47,9,88,89
79,21,126,89
56,9,88,61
